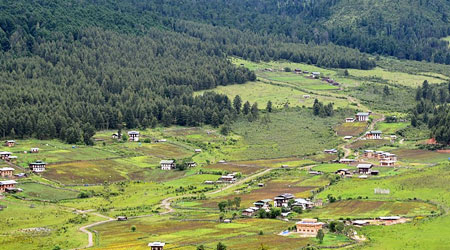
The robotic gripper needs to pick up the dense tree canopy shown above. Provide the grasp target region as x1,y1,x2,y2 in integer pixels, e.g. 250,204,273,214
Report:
411,81,450,145
0,28,255,142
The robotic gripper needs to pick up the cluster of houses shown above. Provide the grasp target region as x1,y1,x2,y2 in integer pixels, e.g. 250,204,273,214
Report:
335,163,378,178
204,172,239,185
241,193,322,217
364,150,397,166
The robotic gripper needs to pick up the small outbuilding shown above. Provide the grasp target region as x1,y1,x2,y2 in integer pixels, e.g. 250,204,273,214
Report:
0,180,17,193
0,167,14,177
345,118,355,123
31,148,39,153
117,216,128,221
127,131,140,142
29,160,46,172
357,163,373,174
160,160,176,170
0,151,12,160
148,242,165,250
366,131,382,140
5,140,15,147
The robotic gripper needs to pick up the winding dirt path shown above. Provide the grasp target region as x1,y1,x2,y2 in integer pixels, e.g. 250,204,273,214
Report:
70,212,115,250
340,113,385,158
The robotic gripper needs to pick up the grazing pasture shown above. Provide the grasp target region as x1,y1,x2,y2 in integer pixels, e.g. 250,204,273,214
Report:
347,139,391,150
308,200,437,219
0,198,103,250
204,163,265,175
312,163,354,173
230,109,343,160
91,216,316,250
347,67,446,87
391,149,450,164
16,182,79,201
236,157,315,168
375,122,409,134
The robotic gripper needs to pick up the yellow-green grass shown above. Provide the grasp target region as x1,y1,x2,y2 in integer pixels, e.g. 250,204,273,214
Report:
15,182,79,201
334,121,368,136
312,163,355,173
61,182,172,216
204,163,265,175
164,174,222,187
14,146,117,168
229,109,343,160
43,158,186,184
390,149,450,164
124,142,193,159
91,216,321,250
347,139,392,150
375,122,409,134
236,157,316,168
258,71,340,91
347,67,446,87
441,36,450,48
316,163,450,249
232,57,360,87
0,197,104,250
196,80,352,109
307,200,437,220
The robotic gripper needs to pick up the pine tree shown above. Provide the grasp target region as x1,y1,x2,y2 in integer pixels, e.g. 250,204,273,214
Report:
242,101,251,115
266,100,273,112
233,95,242,114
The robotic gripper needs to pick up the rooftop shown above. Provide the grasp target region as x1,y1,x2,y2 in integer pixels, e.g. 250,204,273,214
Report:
160,160,174,164
0,167,14,171
0,180,17,185
379,216,401,220
357,164,373,168
357,112,370,116
148,242,166,247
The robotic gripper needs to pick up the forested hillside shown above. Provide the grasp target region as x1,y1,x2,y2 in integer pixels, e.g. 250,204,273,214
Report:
411,81,450,145
0,28,254,141
144,0,450,64
0,0,449,143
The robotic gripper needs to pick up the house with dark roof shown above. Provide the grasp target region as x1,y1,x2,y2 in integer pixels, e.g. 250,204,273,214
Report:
274,193,294,207
357,163,373,174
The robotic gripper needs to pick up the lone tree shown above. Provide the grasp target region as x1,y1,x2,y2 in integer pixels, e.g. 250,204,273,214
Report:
218,201,227,212
217,242,227,250
266,100,273,112
131,225,136,232
233,95,242,114
243,101,251,115
316,229,324,243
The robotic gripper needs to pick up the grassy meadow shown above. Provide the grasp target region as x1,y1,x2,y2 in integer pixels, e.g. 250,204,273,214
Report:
0,56,449,250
